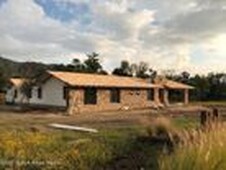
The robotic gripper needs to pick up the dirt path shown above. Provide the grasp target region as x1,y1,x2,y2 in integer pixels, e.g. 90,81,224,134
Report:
0,109,159,130
0,104,214,131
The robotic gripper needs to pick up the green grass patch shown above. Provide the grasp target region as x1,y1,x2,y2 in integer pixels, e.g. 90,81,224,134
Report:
191,101,226,106
0,112,202,169
0,126,148,169
172,116,200,129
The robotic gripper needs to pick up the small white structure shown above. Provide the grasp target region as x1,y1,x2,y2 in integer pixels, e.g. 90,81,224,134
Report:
5,73,69,107
5,78,28,104
29,76,67,107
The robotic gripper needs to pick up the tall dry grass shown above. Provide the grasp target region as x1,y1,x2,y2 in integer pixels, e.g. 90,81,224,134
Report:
146,116,179,143
159,123,226,170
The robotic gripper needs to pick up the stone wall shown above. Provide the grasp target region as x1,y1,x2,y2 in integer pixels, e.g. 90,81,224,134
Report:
67,88,157,114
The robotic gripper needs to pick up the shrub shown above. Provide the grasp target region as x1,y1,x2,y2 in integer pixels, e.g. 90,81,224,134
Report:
146,116,178,142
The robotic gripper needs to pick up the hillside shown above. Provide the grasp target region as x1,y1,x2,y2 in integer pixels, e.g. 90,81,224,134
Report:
0,56,20,78
0,56,48,79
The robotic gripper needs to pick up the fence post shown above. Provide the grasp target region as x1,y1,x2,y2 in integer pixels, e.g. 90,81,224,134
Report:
212,108,221,127
200,110,208,127
213,108,219,121
200,108,221,128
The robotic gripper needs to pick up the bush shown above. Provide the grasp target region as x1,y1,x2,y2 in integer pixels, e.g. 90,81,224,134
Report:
147,116,178,142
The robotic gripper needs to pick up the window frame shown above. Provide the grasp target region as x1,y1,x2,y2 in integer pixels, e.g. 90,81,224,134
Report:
147,89,154,101
110,88,120,103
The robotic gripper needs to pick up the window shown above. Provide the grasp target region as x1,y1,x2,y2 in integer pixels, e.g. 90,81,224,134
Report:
37,87,42,99
28,88,32,98
63,87,68,99
84,88,97,104
110,89,120,103
147,89,154,101
14,89,18,98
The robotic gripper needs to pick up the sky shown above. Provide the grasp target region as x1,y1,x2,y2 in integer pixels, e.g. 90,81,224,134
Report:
0,0,226,74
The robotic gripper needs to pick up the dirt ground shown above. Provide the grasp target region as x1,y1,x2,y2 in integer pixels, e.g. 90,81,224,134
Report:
0,108,156,130
0,104,211,131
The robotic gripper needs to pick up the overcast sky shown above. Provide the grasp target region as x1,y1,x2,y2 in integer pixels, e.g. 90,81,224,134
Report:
0,0,226,74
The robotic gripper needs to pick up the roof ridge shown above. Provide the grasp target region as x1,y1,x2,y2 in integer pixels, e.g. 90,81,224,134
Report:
47,70,161,88
48,70,145,80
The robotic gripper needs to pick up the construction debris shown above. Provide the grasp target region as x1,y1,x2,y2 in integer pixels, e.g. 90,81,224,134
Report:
49,123,98,133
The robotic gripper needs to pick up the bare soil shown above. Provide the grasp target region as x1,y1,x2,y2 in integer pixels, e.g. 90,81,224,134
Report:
0,104,211,131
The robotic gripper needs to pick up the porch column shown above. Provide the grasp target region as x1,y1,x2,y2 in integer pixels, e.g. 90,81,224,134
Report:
154,88,160,104
163,89,169,106
67,90,74,115
184,89,189,105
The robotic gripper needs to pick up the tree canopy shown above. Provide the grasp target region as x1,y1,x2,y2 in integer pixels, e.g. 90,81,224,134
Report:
50,52,107,75
84,52,103,73
112,60,155,79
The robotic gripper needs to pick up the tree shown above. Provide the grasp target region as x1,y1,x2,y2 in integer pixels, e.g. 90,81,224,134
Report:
180,71,190,83
112,60,132,77
181,71,190,80
72,58,81,66
84,52,102,73
50,53,107,74
136,62,149,78
112,60,155,79
149,68,157,82
72,58,85,72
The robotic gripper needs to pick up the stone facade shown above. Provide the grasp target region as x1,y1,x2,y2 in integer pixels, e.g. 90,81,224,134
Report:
67,88,157,114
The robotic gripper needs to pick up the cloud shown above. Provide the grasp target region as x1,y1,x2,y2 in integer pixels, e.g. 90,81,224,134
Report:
0,0,226,74
77,0,154,42
0,0,88,63
165,8,226,41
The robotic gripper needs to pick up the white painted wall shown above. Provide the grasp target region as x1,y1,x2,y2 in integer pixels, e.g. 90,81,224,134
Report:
30,77,67,107
5,86,28,104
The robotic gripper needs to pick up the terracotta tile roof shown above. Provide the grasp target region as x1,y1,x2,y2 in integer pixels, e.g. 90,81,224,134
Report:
155,79,194,89
9,78,26,87
48,71,161,89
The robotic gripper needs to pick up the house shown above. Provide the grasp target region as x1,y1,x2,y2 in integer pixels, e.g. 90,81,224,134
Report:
5,78,28,104
6,71,194,114
28,71,162,114
154,77,194,106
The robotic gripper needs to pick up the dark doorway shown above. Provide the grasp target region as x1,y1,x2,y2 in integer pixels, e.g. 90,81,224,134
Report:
168,89,183,103
84,87,97,105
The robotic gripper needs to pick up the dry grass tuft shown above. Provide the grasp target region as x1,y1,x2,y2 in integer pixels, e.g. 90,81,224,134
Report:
146,116,179,143
159,123,226,170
